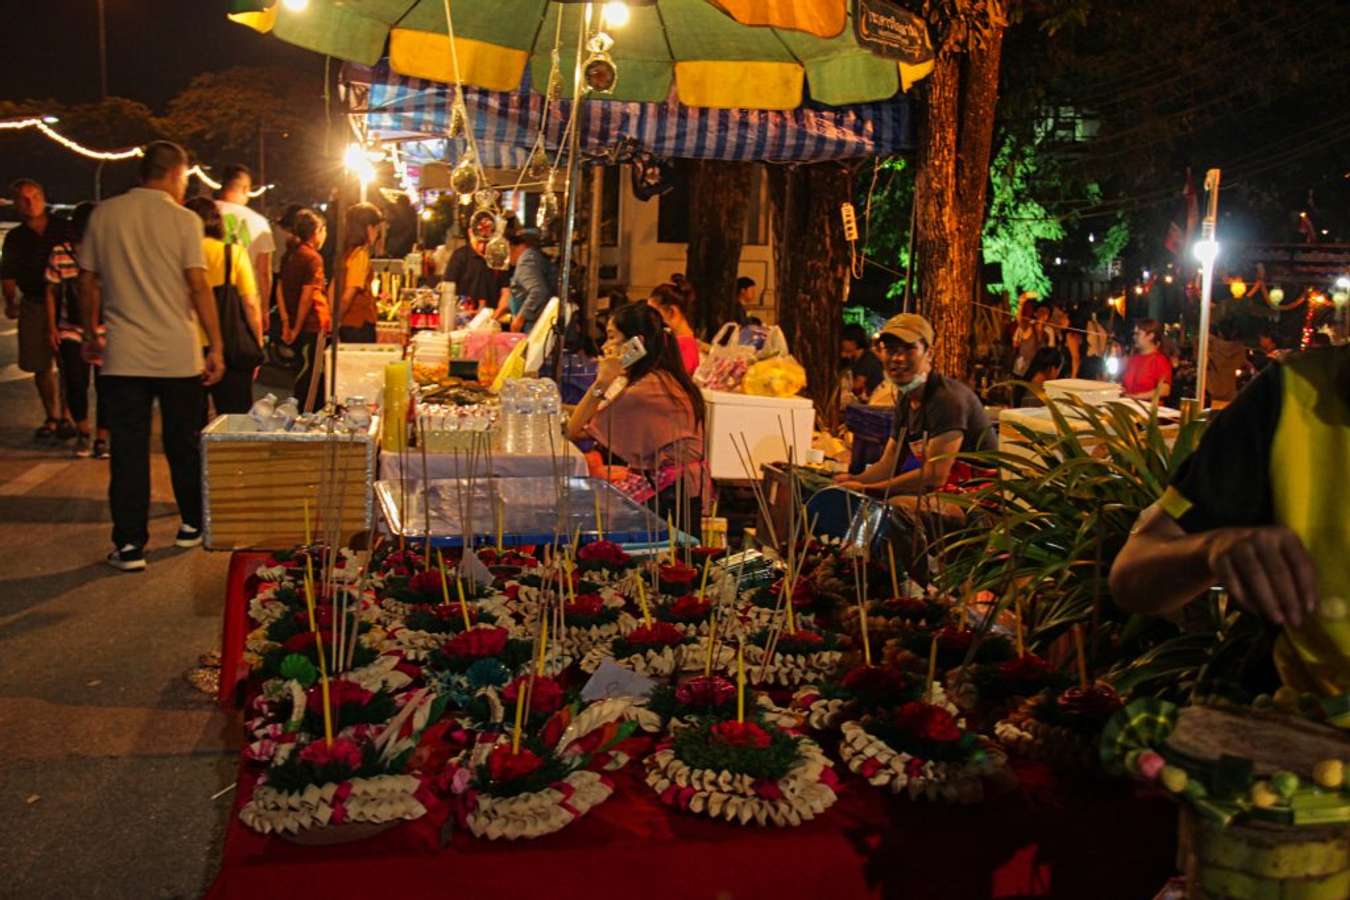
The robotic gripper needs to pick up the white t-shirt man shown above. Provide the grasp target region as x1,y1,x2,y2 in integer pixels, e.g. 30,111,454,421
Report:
216,199,275,284
80,187,206,378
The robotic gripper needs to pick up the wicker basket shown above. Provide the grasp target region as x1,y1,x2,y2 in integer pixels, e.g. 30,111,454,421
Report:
1179,807,1350,899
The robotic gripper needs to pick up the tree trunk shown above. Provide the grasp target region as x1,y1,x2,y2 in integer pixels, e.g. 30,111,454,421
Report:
913,25,1006,378
685,159,754,336
770,162,853,428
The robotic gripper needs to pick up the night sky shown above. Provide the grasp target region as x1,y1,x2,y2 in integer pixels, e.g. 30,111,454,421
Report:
4,1,316,108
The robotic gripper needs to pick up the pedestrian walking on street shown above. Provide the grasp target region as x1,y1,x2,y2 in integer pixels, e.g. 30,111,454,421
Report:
187,196,263,416
77,141,225,572
2,178,72,441
44,202,109,458
214,164,275,322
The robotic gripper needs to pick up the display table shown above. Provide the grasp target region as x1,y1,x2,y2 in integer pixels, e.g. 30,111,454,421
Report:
379,442,588,482
206,761,1175,900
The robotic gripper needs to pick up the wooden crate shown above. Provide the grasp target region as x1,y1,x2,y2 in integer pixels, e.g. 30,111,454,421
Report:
202,415,378,551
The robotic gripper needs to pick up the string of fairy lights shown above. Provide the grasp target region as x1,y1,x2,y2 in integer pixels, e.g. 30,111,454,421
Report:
1,115,271,197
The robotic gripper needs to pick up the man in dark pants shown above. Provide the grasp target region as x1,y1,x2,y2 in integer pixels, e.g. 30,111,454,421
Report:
78,141,225,572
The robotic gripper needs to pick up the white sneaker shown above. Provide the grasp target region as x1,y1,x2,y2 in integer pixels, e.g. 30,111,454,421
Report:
106,545,147,572
175,525,203,548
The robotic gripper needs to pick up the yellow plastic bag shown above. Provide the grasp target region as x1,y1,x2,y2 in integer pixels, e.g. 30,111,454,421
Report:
742,356,807,397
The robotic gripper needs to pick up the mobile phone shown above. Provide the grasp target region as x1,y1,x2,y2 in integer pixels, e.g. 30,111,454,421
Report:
618,335,647,368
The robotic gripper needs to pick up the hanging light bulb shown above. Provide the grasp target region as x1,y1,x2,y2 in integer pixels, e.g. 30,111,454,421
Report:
525,145,550,180
450,155,480,196
1229,278,1247,299
1267,287,1286,308
583,32,618,94
602,2,630,28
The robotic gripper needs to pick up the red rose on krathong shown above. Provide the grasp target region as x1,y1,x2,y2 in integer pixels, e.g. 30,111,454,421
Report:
894,702,962,743
840,665,908,698
710,720,772,749
407,569,446,597
753,779,783,801
659,563,698,584
307,679,374,712
625,622,687,648
283,631,318,653
578,540,630,567
444,626,509,660
999,654,1053,684
486,744,545,784
675,675,735,708
770,577,817,608
1056,684,1123,721
502,676,565,715
298,736,363,771
905,757,927,779
292,604,335,630
668,595,711,621
936,626,973,653
566,593,606,618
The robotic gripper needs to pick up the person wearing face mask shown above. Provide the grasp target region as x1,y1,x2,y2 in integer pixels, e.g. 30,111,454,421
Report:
833,313,994,501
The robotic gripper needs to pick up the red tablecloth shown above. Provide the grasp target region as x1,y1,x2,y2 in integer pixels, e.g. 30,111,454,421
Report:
213,552,1177,899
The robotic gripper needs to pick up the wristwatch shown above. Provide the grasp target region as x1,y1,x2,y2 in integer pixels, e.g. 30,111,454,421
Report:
589,384,608,400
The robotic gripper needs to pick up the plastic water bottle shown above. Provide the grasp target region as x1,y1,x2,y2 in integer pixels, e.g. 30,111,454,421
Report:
532,380,561,453
273,396,300,431
249,393,278,429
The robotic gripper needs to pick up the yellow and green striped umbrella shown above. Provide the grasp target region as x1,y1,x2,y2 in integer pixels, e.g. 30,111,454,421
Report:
228,0,933,110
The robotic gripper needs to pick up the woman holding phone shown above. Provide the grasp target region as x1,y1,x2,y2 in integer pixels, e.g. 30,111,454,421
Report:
566,302,707,533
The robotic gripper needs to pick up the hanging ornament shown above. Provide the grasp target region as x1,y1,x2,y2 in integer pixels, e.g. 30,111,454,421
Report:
1267,287,1286,308
583,32,618,94
1228,278,1247,299
525,145,550,181
449,101,469,139
473,187,500,211
450,155,480,197
547,49,564,102
537,190,560,230
484,218,511,271
468,209,498,242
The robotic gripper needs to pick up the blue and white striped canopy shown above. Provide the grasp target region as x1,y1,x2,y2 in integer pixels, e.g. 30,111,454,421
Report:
352,62,914,166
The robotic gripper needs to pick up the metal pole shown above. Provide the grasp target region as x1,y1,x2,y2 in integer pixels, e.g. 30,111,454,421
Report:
584,165,603,323
96,0,108,100
553,6,590,383
1194,168,1221,407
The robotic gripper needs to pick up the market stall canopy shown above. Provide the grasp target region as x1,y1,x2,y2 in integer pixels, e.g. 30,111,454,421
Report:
228,0,934,109
350,62,915,165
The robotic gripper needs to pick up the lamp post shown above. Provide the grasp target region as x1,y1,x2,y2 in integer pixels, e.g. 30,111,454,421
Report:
1192,168,1221,408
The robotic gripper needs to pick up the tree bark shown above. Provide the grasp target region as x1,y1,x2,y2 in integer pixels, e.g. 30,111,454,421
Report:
770,162,853,428
684,159,754,335
913,23,1006,378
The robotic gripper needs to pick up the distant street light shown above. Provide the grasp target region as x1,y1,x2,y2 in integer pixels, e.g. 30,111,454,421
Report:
283,0,310,11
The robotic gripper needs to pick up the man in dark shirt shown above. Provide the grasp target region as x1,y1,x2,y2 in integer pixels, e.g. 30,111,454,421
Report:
840,322,885,401
443,235,507,310
2,178,70,439
834,313,994,500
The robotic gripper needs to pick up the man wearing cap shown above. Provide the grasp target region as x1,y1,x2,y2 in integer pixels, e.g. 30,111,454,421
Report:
833,313,994,506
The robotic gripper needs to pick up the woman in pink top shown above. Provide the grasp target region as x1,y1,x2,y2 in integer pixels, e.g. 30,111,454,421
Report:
647,280,700,374
567,302,707,536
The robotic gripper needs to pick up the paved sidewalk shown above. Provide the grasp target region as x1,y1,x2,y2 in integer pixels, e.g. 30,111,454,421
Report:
0,356,239,899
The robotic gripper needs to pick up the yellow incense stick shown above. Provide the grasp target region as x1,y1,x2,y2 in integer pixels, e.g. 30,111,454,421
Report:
636,578,653,626
736,641,745,723
926,634,939,704
858,600,872,666
704,611,718,677
537,616,549,676
1073,624,1089,689
510,680,527,753
886,543,900,598
302,576,334,745
699,557,712,599
593,492,604,543
667,514,676,562
303,499,313,546
495,499,504,552
455,576,472,631
782,577,797,633
1013,599,1024,658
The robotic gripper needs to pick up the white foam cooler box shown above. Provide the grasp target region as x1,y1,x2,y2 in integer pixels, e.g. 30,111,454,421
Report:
702,389,815,481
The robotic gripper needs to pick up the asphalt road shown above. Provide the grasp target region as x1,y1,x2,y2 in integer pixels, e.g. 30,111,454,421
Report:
0,325,238,899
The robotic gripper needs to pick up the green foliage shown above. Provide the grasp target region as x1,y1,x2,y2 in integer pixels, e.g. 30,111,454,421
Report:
982,134,1065,299
859,157,914,302
937,393,1209,675
1092,214,1130,273
672,721,803,781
